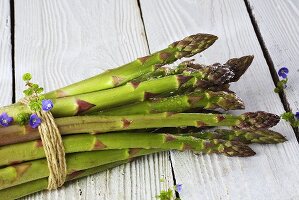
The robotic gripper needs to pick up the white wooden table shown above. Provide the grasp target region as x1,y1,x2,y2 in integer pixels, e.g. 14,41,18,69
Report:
1,0,299,199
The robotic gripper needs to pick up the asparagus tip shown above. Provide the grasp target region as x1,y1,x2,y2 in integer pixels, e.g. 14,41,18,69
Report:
230,141,256,157
235,111,280,130
171,33,218,59
226,55,254,82
219,140,256,157
215,91,245,110
214,129,287,144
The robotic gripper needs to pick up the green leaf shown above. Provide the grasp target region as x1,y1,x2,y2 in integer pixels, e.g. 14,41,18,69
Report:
22,73,32,81
15,112,30,125
274,79,288,93
37,87,44,94
281,112,299,127
274,88,280,93
23,88,33,96
22,73,46,108
29,101,41,112
281,112,294,120
31,84,39,90
156,189,174,200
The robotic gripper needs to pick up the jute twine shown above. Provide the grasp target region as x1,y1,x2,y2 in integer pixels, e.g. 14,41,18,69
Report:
19,98,67,190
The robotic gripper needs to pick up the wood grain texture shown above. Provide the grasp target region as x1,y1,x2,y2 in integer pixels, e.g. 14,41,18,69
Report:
140,0,299,199
0,0,12,106
247,0,299,114
14,0,173,199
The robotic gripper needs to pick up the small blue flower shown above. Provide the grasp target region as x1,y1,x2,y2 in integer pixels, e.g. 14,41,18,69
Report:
176,184,182,193
29,114,42,128
278,67,289,79
0,112,13,127
295,112,299,120
42,99,54,111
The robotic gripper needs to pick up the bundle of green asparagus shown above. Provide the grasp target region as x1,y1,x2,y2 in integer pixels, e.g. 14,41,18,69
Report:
0,33,286,199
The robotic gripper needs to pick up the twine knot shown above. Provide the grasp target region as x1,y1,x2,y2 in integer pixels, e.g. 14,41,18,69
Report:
19,98,66,190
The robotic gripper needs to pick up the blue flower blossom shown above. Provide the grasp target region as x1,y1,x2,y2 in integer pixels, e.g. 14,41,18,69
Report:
42,99,54,111
295,112,299,120
176,184,183,193
29,114,42,128
0,112,13,127
278,67,289,79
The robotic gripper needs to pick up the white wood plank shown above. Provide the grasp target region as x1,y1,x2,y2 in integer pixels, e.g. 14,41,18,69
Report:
247,0,299,115
14,0,174,199
140,0,299,199
0,0,12,106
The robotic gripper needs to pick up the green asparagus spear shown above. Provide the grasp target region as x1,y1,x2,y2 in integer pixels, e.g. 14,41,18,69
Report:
1,75,183,118
0,148,161,190
0,112,280,146
45,33,218,99
132,67,171,82
92,90,244,115
0,129,286,199
0,137,254,190
173,55,254,94
0,160,129,200
0,56,252,119
0,132,256,166
177,55,253,83
0,70,232,119
133,55,253,84
184,129,287,144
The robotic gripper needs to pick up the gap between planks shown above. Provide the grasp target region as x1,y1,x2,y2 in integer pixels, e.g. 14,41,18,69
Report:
244,0,299,140
9,0,15,103
137,0,151,53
